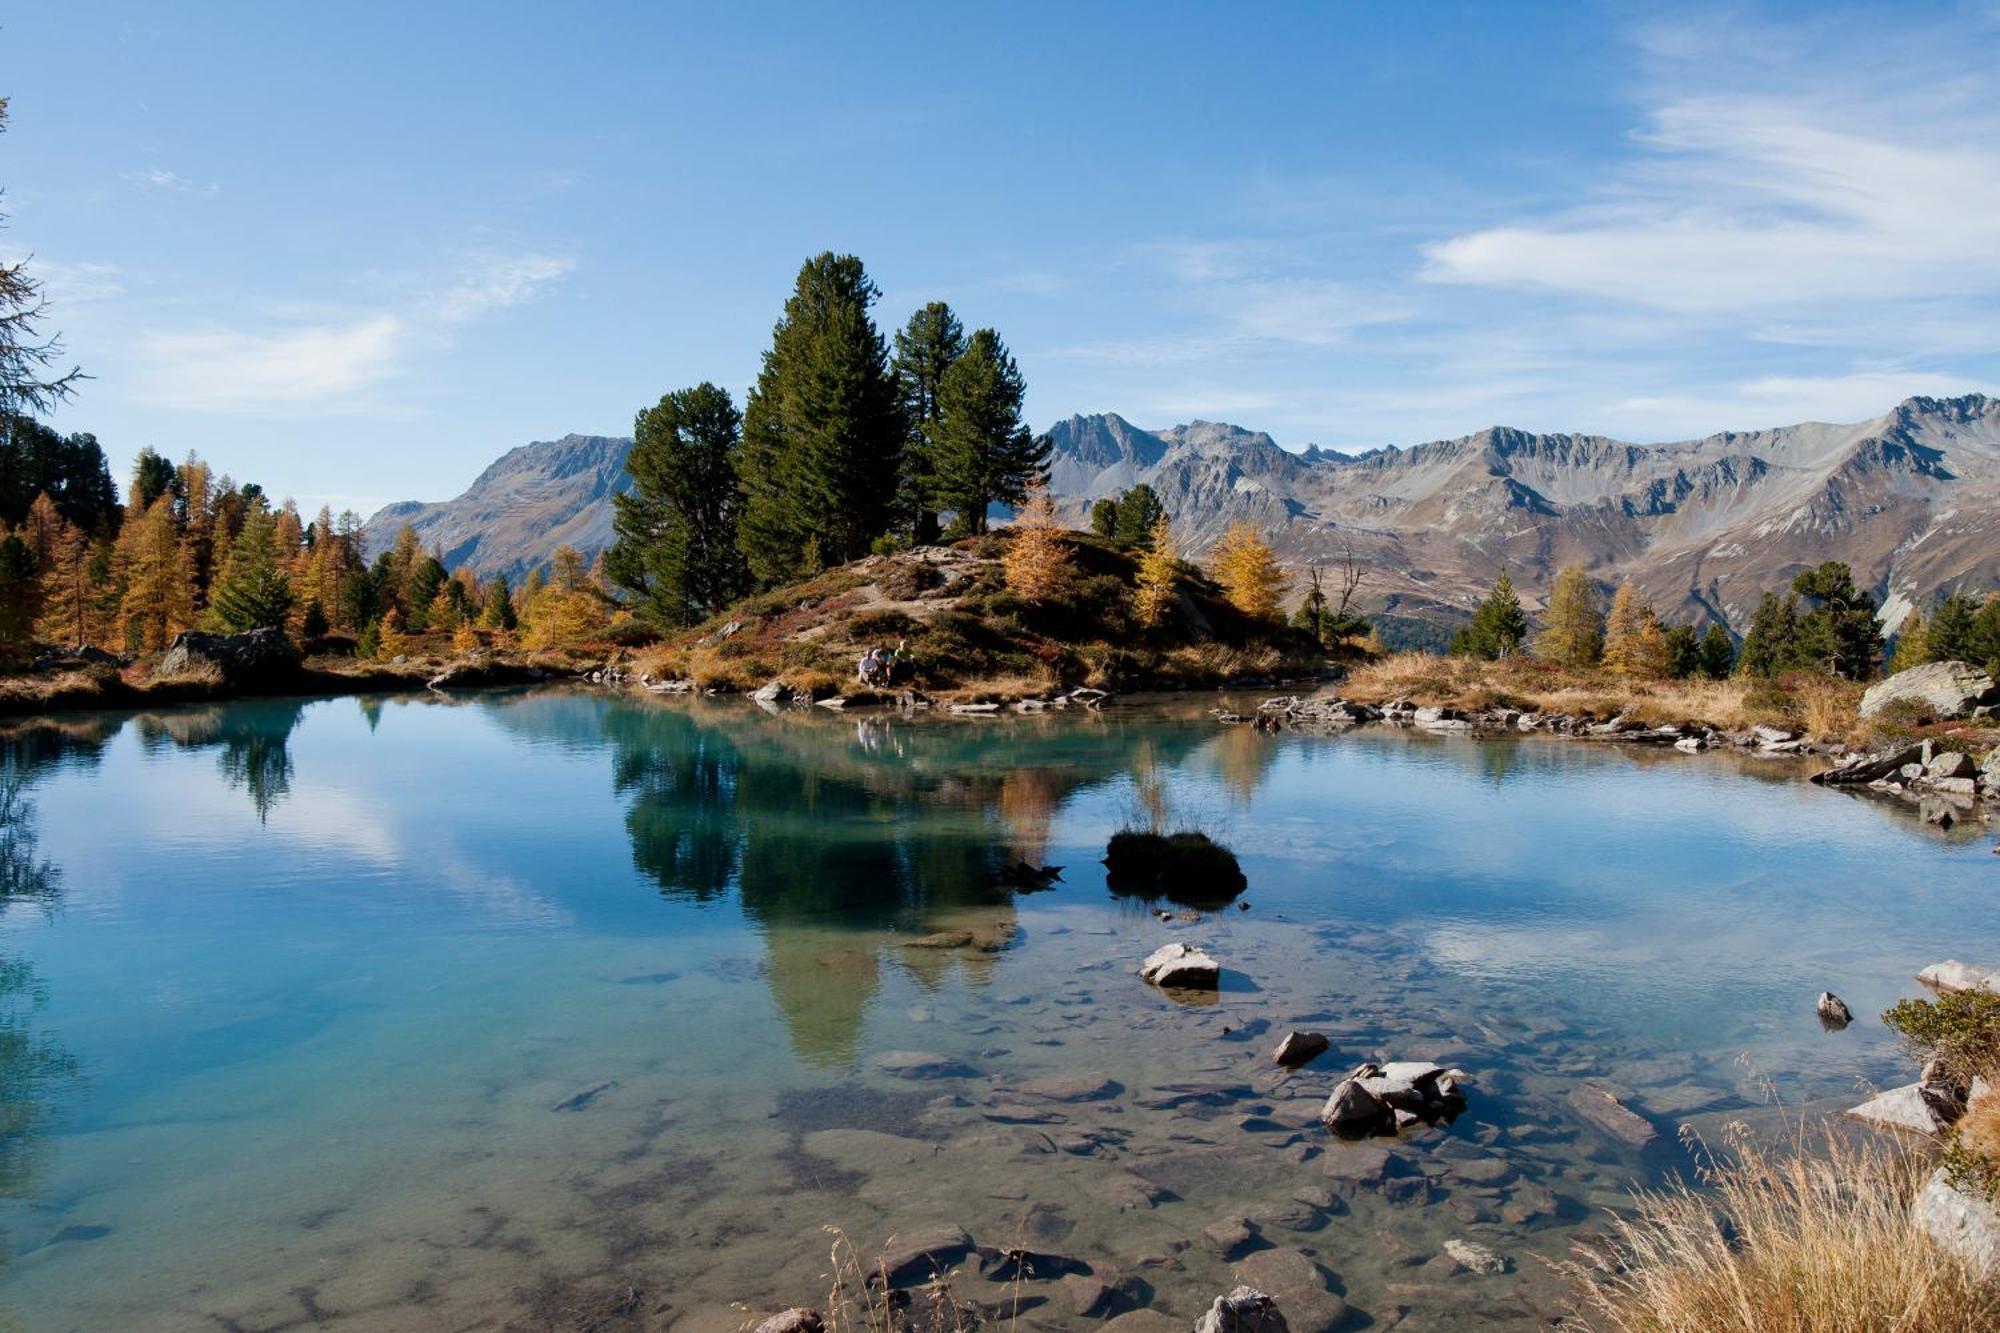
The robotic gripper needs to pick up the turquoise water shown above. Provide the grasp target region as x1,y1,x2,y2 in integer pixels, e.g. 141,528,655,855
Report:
0,688,1992,1331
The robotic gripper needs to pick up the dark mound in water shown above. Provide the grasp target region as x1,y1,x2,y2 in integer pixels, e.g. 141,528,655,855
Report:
1103,831,1247,909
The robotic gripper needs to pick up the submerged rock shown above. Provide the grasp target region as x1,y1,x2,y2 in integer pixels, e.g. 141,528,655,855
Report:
752,1310,823,1333
551,1080,617,1112
1140,942,1221,990
872,1050,979,1079
1195,1285,1290,1333
1443,1238,1509,1275
868,1224,974,1288
1566,1084,1658,1149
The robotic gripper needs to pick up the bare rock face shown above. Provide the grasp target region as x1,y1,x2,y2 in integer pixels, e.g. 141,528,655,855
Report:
1140,942,1221,990
1912,1168,2000,1278
1860,660,2000,720
1194,1286,1290,1333
152,627,300,687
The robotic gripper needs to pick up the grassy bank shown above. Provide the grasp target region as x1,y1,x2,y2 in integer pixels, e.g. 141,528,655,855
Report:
631,530,1331,702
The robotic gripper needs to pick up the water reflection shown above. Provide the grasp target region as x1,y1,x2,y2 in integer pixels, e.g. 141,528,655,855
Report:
598,699,1214,1066
133,701,306,822
0,729,86,1258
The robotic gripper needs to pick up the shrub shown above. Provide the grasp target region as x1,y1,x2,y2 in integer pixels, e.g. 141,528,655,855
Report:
847,608,919,641
881,562,940,601
1883,989,2000,1087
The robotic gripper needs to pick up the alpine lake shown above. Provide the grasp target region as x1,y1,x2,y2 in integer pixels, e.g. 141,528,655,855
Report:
0,685,1992,1332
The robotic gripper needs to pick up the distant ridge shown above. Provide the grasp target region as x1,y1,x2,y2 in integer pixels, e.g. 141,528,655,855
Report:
369,396,2000,643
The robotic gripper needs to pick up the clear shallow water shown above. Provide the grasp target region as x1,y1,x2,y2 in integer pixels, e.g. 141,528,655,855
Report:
0,688,1992,1331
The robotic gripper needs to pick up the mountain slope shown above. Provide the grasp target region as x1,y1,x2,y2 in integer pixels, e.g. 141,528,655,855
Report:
364,434,633,584
371,396,2000,642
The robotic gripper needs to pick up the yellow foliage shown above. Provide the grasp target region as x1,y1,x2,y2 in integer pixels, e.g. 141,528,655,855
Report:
1602,582,1669,677
1002,488,1072,602
1207,521,1288,622
451,622,480,655
1132,515,1179,628
1537,563,1603,667
376,608,412,659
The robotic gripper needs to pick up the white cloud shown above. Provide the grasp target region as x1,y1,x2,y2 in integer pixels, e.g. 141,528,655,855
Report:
1608,369,1992,436
130,251,576,416
1422,21,2000,316
127,168,218,194
135,315,406,414
10,257,124,303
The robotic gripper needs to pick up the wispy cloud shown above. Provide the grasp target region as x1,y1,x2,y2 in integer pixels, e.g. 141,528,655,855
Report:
14,258,124,304
126,168,219,195
132,251,576,416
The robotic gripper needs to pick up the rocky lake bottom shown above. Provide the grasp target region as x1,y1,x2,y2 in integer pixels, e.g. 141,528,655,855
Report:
0,687,1992,1331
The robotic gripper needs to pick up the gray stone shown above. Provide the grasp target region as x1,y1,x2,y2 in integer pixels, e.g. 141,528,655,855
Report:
872,1050,978,1079
1918,961,2000,994
1018,1072,1121,1102
1927,751,1978,780
1860,660,2000,720
1062,1273,1118,1318
1202,1216,1258,1258
868,1224,974,1287
753,1310,823,1333
1817,992,1854,1029
1913,1167,2000,1278
1443,1238,1509,1274
1567,1084,1659,1149
1140,942,1221,990
1195,1286,1290,1333
1101,1312,1184,1333
152,627,300,687
1319,1079,1387,1135
1843,1082,1954,1136
1273,1031,1331,1069
751,679,786,703
1234,1247,1330,1295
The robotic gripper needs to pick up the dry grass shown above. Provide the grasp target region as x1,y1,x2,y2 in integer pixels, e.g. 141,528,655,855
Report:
1960,1090,2000,1159
818,1227,976,1333
1339,653,1871,741
934,670,1060,704
1562,1122,2000,1333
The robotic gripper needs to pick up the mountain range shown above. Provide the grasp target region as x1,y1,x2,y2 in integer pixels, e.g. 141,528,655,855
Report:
366,394,2000,643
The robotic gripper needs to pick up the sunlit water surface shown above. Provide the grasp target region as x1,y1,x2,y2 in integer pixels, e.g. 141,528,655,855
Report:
0,688,1992,1332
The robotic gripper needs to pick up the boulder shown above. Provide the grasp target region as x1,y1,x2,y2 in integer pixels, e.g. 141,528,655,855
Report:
152,627,300,687
1918,961,2000,994
1319,1077,1389,1136
751,680,786,704
1140,942,1221,990
1273,1031,1331,1069
1913,1167,2000,1278
1442,1238,1509,1275
1817,992,1854,1029
1320,1061,1468,1136
753,1311,824,1333
1859,660,2000,720
1194,1286,1290,1333
1843,1082,1955,1136
1926,751,1978,780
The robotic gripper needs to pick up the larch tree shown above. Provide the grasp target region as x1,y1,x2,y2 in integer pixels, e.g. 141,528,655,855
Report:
117,493,196,651
606,381,749,628
1601,582,1669,677
931,328,1047,536
1132,514,1180,628
890,301,966,544
1207,521,1288,622
736,253,902,585
1891,607,1931,673
1001,485,1072,603
0,532,38,658
1536,564,1603,667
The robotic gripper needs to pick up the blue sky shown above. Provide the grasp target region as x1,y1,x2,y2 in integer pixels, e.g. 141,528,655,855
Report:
6,1,2000,514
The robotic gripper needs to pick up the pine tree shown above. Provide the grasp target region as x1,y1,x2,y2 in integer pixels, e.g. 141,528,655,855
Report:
1698,623,1736,679
1001,486,1072,603
0,531,37,658
1925,594,1977,663
1132,514,1179,628
737,253,902,586
1737,591,1797,676
480,576,516,631
1890,607,1931,673
403,555,446,630
1452,570,1528,659
890,301,966,544
130,448,176,513
1788,561,1880,680
206,503,295,632
1535,564,1603,668
606,381,749,627
932,329,1046,536
1090,497,1120,541
1969,595,2000,672
1663,623,1701,679
1601,582,1668,677
1207,521,1288,622
1111,485,1164,551
117,493,196,651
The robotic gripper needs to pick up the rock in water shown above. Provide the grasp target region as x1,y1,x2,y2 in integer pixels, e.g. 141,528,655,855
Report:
1917,961,2000,994
1272,1031,1330,1069
1140,942,1221,990
1817,991,1854,1030
868,1225,973,1288
753,1311,824,1333
1195,1286,1290,1333
1319,1075,1388,1136
1566,1085,1659,1149
1842,1082,1956,1136
1859,660,2000,720
551,1080,617,1112
152,627,300,688
1913,1166,2000,1278
1443,1238,1509,1274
